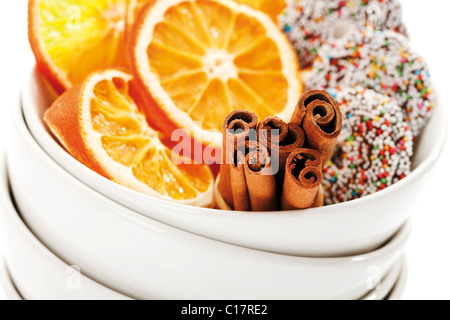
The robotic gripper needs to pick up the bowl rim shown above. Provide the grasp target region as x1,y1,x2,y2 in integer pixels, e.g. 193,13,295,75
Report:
11,98,414,262
22,67,449,217
0,255,23,300
360,255,405,300
385,260,408,300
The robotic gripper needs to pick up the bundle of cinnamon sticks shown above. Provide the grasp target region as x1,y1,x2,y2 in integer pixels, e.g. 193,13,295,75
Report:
217,89,342,212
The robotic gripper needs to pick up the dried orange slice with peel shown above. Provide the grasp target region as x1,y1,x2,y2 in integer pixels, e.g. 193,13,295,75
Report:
237,0,286,20
127,0,148,27
29,0,129,93
128,0,286,25
44,68,214,206
131,0,301,150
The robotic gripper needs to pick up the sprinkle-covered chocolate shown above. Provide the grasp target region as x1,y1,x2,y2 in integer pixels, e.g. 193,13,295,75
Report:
279,0,407,69
323,87,413,204
307,29,435,137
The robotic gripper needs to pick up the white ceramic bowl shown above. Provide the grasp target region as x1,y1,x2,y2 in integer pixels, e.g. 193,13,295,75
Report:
386,263,408,301
0,256,23,300
22,69,447,257
0,155,131,300
8,100,410,300
360,256,404,301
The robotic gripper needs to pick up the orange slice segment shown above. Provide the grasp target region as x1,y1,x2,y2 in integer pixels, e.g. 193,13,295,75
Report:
44,68,214,206
132,0,301,149
29,0,130,93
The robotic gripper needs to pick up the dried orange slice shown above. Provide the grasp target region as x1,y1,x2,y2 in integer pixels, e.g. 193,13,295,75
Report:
127,0,286,26
237,0,286,20
127,0,149,27
125,0,287,73
131,0,301,149
44,68,214,206
29,0,129,93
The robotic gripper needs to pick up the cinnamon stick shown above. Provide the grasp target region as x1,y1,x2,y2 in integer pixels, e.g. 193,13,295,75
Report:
291,90,342,166
258,117,306,182
229,141,256,211
244,143,277,212
257,116,289,150
312,186,324,208
281,149,323,211
218,110,258,207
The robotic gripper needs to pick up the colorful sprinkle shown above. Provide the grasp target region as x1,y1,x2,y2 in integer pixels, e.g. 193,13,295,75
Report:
306,29,436,137
279,0,408,69
322,87,413,204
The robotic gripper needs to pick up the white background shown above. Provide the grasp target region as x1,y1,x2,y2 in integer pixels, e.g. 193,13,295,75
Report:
0,0,449,300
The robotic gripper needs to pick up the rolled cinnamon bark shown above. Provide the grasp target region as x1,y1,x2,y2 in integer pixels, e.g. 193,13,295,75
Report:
230,143,252,211
281,148,323,211
291,90,343,166
244,143,278,212
257,116,289,150
311,186,324,208
218,110,258,207
258,117,306,195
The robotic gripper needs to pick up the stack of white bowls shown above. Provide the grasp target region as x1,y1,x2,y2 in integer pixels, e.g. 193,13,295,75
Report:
0,68,446,300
